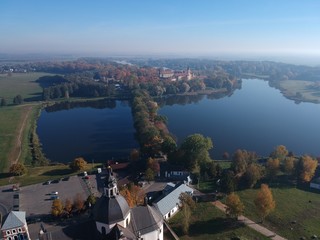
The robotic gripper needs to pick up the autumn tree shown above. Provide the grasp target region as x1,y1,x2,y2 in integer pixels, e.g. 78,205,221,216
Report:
298,155,318,182
231,149,258,175
73,193,85,213
64,198,73,216
9,163,27,176
86,194,96,206
120,187,135,208
254,184,275,222
69,157,87,172
283,156,296,176
146,157,160,176
266,158,280,180
51,199,63,217
179,192,195,235
128,183,145,206
245,163,263,188
270,145,288,162
225,193,244,219
145,168,155,182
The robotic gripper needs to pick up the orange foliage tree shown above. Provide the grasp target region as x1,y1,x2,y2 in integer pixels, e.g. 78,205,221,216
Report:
266,158,280,180
254,184,275,222
298,155,318,182
225,192,244,219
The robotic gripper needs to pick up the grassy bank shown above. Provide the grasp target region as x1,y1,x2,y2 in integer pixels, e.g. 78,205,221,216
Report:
0,106,31,171
279,80,320,103
237,187,320,239
169,202,269,240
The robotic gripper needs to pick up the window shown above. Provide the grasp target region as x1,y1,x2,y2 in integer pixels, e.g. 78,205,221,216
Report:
12,229,16,234
126,217,129,227
18,228,22,233
101,226,106,235
6,230,11,235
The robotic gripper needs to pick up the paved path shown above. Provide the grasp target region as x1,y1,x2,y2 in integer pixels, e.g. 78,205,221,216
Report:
213,201,287,240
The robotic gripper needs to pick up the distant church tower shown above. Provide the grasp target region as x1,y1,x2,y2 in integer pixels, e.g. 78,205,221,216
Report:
93,166,131,236
187,67,192,80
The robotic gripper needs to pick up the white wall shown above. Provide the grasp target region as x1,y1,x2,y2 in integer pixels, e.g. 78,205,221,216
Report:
141,224,163,240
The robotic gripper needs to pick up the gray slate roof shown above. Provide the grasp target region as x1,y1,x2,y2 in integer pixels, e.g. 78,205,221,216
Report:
131,205,163,236
1,211,26,230
153,183,193,217
93,195,130,225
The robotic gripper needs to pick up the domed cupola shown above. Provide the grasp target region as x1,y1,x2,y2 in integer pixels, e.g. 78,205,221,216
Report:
93,166,131,235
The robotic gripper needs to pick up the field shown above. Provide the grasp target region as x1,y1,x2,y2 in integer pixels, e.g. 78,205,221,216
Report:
0,72,53,104
0,72,53,172
279,80,320,103
0,106,34,172
168,202,269,240
236,186,320,239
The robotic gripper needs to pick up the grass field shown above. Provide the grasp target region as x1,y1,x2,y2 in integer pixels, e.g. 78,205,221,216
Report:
0,72,52,172
0,163,100,187
236,186,320,239
168,202,269,240
0,72,53,104
0,106,29,171
279,80,320,103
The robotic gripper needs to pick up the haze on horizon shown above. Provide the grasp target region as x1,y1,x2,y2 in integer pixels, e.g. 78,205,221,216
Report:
1,0,320,62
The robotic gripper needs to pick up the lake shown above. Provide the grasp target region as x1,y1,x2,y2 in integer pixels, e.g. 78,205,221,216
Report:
37,100,138,163
159,79,320,158
37,79,320,163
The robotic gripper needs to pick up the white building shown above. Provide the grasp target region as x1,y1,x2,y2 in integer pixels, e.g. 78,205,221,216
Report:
153,183,193,220
93,166,163,240
310,177,320,190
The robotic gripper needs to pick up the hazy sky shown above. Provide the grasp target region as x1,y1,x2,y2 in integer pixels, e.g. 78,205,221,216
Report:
1,0,320,57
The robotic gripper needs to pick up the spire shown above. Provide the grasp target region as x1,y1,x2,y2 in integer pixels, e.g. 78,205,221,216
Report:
104,166,118,197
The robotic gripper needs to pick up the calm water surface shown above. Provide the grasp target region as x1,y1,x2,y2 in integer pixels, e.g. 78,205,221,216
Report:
159,79,320,158
38,79,320,163
37,100,138,163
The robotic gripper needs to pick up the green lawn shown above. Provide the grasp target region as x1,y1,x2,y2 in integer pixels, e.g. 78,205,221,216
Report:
237,186,320,239
0,106,27,171
0,163,100,187
169,202,269,240
0,72,53,104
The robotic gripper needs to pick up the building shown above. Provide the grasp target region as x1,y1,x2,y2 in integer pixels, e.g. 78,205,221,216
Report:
93,166,163,240
153,183,193,220
1,211,31,240
159,67,193,81
310,177,320,190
